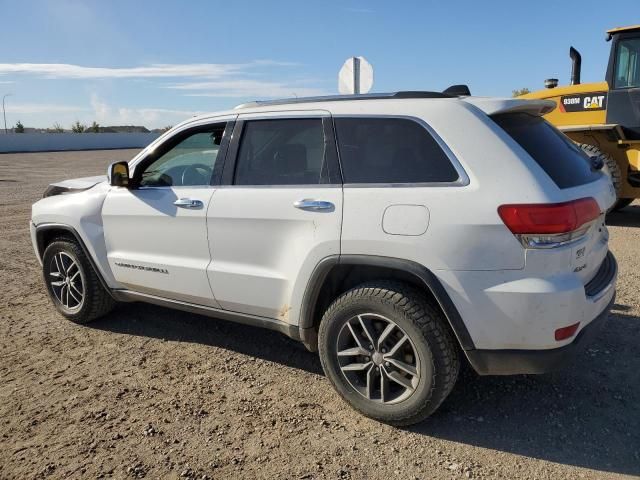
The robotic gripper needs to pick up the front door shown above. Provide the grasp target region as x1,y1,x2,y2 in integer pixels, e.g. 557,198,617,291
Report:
102,118,235,306
206,111,343,322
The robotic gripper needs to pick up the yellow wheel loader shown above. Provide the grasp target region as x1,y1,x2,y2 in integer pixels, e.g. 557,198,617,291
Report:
521,25,640,210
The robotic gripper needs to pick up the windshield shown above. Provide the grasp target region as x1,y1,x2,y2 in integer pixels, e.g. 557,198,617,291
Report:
614,37,640,88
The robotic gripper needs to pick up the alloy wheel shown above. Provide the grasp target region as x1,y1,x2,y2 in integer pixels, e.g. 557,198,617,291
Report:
336,313,421,404
49,251,85,312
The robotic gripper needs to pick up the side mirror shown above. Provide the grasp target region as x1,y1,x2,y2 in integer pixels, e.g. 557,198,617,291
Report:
107,161,130,187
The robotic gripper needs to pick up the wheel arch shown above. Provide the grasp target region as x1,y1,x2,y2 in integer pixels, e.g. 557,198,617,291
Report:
298,255,475,353
35,223,114,295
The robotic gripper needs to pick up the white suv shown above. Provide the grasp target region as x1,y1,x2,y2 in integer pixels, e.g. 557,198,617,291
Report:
31,91,618,425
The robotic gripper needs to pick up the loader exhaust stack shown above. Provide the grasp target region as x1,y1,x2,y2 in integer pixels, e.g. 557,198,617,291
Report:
570,46,581,85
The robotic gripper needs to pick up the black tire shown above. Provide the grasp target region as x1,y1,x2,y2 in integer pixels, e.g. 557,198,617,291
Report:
577,143,633,211
318,281,459,426
612,198,634,211
42,238,115,324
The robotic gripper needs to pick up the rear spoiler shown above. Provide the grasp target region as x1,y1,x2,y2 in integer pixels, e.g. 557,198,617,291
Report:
462,97,556,117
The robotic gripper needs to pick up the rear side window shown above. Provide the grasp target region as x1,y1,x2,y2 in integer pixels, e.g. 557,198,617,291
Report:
492,113,599,189
334,117,459,184
234,118,327,185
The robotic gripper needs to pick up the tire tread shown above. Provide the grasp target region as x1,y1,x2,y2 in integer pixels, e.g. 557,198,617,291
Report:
44,238,115,324
318,280,460,426
577,143,632,211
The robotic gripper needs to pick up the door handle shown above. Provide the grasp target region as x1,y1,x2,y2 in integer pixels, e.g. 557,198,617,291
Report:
174,198,204,209
293,199,335,211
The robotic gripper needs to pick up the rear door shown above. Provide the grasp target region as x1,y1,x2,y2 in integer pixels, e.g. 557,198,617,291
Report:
206,111,342,321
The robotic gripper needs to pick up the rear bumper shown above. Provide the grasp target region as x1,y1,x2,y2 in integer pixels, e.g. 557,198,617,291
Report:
436,247,618,351
466,293,615,375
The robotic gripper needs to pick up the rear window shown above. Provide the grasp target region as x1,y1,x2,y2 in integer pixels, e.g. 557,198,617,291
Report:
492,113,599,188
334,117,459,184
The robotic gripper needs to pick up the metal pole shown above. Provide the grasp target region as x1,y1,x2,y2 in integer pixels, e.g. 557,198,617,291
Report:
2,94,12,134
353,57,360,95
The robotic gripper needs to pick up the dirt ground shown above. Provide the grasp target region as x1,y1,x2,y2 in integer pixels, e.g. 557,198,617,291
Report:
1,149,639,480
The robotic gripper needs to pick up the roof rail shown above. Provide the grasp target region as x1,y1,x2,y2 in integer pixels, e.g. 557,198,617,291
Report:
234,91,454,109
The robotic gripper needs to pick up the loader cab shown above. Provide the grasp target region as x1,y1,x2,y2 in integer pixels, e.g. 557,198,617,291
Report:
605,26,640,138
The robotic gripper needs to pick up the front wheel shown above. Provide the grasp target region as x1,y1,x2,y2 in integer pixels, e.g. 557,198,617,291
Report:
42,238,115,324
318,281,460,426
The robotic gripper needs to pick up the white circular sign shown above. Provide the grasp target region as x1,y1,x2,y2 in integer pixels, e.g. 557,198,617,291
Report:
338,56,373,94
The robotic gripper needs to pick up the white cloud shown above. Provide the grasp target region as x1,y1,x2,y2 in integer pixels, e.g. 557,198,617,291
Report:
0,61,296,80
90,94,110,120
167,79,329,98
0,80,14,84
116,107,204,125
3,97,203,129
0,61,329,127
6,103,87,114
90,93,204,127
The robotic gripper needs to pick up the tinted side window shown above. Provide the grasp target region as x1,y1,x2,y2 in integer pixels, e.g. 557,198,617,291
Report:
139,123,227,187
334,117,459,184
492,113,599,189
234,119,327,185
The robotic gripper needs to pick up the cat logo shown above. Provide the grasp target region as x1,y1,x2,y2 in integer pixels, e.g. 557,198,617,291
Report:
560,92,608,113
584,95,605,109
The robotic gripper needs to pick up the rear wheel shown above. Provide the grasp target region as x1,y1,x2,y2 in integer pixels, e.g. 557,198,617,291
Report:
577,143,631,211
318,281,459,426
42,238,115,324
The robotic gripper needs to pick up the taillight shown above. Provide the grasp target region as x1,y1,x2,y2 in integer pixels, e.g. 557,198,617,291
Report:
498,197,600,249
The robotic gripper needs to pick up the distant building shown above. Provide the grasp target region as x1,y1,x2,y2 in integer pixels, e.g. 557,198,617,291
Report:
99,125,150,133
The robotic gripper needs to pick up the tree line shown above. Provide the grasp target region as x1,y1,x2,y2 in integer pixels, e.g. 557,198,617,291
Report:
11,121,172,133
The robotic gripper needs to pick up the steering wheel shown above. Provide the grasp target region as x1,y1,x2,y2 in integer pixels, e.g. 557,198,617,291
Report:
181,163,213,186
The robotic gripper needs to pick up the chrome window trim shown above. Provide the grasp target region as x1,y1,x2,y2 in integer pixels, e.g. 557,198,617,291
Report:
136,185,218,191
236,110,331,121
332,114,470,188
341,181,467,188
215,184,342,189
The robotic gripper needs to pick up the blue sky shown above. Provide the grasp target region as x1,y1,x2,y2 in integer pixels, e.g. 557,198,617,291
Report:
0,0,636,128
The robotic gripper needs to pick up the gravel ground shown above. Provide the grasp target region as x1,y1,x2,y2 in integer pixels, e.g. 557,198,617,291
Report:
1,150,639,480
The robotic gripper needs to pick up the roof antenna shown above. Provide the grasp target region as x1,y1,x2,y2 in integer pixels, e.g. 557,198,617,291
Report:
443,85,471,96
